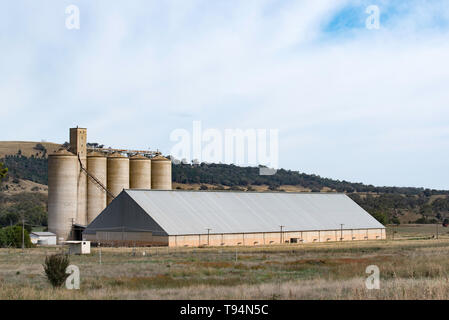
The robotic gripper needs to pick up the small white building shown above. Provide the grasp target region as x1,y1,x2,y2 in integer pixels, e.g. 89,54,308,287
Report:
30,232,57,246
65,241,91,255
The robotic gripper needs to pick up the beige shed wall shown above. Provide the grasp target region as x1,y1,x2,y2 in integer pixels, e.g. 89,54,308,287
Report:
168,228,385,247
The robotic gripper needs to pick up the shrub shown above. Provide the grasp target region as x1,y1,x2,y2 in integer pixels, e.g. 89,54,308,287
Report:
390,216,400,225
43,254,70,288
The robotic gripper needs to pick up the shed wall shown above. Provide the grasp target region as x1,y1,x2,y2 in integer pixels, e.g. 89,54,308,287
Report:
84,228,384,247
84,231,168,246
169,228,385,247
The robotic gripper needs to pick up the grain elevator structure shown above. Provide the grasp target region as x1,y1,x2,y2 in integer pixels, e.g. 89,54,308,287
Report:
48,127,172,242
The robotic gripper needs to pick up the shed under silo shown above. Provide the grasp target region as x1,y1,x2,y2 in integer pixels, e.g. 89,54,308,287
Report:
84,190,386,247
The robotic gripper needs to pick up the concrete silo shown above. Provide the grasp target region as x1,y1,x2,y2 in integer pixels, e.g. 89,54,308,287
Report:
129,154,151,189
48,149,78,242
107,153,129,205
151,155,172,190
87,151,107,223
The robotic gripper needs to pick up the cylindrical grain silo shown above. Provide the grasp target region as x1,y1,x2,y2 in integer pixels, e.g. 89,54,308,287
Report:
107,153,129,205
87,151,107,224
48,149,78,243
151,155,172,190
129,154,151,189
76,156,87,226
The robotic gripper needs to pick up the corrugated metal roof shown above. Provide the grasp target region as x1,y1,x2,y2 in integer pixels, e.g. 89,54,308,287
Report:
31,232,56,237
125,190,384,235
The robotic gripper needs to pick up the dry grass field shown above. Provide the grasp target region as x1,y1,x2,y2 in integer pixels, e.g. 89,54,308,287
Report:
1,225,449,300
0,141,60,158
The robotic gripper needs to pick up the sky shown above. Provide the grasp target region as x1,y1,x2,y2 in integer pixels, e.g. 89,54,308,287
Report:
1,0,449,189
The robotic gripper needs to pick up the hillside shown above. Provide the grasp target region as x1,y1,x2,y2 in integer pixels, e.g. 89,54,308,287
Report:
1,178,47,195
1,155,48,185
1,141,449,227
0,141,60,158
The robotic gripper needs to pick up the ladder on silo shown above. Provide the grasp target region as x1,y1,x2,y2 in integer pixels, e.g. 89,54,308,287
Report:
77,155,116,200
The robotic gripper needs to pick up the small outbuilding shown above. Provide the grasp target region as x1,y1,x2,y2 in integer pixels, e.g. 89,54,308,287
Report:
65,241,91,255
30,232,57,246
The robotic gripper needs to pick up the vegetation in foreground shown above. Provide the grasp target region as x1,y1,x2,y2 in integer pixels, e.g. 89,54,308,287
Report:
1,226,449,300
43,254,70,287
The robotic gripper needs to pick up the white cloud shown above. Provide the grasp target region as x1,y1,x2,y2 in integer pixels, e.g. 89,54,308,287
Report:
1,0,449,189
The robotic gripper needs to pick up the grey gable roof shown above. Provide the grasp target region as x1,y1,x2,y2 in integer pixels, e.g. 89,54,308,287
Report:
100,190,384,235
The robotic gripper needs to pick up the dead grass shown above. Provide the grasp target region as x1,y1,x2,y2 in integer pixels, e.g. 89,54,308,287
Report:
2,277,449,300
2,235,449,299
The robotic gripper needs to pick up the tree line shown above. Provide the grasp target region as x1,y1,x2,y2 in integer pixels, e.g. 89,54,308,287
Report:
2,156,449,226
172,162,449,196
0,192,48,229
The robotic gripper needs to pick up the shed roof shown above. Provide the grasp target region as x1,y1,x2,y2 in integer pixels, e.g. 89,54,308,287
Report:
85,190,384,236
31,232,56,237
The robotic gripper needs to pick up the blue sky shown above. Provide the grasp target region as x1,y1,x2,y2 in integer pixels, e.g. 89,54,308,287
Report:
1,0,449,189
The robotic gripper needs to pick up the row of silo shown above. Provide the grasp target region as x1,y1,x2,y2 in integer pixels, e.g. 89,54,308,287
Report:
49,149,172,242
89,152,171,222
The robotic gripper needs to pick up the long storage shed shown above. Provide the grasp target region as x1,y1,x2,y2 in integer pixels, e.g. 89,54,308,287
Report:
83,190,386,247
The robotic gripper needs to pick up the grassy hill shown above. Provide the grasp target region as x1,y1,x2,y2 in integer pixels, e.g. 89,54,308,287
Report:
1,141,449,227
0,141,60,158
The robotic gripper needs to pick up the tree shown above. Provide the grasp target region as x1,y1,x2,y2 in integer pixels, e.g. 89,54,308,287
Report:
371,211,388,225
33,143,46,153
0,225,32,248
0,162,7,182
87,142,105,149
443,218,449,227
390,216,400,225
